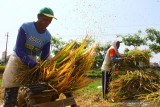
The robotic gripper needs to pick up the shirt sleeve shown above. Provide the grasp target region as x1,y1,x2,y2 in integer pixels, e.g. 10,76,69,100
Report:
15,27,37,68
109,48,122,63
109,48,116,57
40,41,50,61
111,56,122,63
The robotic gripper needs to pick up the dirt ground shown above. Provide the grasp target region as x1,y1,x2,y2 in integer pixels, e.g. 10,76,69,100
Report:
73,94,113,107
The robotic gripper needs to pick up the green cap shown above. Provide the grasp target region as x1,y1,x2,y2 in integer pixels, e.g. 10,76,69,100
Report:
39,7,57,20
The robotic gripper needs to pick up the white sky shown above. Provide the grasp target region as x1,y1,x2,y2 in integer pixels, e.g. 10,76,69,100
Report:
0,0,160,63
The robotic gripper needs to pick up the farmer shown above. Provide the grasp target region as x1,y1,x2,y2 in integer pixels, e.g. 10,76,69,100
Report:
1,7,57,107
101,40,124,100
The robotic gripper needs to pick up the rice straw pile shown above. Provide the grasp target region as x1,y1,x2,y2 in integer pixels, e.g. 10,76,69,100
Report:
15,36,95,94
107,49,160,102
107,70,159,102
116,49,151,70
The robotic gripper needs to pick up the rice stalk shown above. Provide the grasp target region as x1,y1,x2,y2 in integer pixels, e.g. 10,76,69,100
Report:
15,36,95,94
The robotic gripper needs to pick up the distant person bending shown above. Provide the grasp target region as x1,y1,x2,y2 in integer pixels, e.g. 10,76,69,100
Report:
101,40,124,100
1,7,57,107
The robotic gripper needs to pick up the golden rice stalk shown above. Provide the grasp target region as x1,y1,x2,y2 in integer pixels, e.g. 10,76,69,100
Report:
45,46,95,94
15,36,96,94
15,40,79,84
107,70,160,102
116,48,152,71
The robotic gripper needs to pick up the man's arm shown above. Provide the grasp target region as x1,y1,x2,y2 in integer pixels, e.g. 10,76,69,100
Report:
109,48,122,63
15,27,37,68
40,41,50,61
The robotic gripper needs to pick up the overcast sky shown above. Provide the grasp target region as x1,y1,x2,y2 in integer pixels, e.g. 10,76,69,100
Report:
0,0,160,62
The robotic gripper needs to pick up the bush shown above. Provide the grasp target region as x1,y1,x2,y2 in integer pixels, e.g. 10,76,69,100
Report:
74,80,102,95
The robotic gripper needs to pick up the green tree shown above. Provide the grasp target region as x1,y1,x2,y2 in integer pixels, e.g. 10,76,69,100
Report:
92,41,111,70
145,28,160,53
117,30,147,47
51,36,66,55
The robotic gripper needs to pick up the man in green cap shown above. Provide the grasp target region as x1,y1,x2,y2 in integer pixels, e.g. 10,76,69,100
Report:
2,7,57,107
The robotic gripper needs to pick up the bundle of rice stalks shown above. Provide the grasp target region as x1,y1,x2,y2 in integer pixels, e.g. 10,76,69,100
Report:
15,36,95,94
111,49,152,79
116,48,152,70
107,70,160,102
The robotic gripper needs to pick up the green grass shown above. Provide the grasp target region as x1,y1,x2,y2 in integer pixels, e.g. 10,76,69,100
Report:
74,80,102,95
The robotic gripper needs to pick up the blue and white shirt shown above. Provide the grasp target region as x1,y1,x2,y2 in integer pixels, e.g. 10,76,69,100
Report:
14,22,51,68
